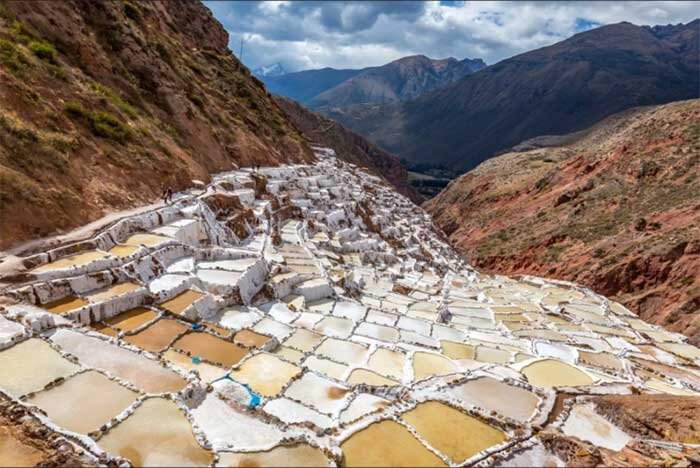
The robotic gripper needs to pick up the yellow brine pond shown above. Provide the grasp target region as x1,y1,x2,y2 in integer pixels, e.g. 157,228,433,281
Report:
99,398,213,467
341,420,446,467
521,359,594,387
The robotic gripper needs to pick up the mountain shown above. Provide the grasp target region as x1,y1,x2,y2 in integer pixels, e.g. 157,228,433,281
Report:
425,99,700,344
309,55,486,108
326,21,700,173
252,62,286,78
258,55,485,107
260,67,364,104
0,0,312,251
274,95,422,204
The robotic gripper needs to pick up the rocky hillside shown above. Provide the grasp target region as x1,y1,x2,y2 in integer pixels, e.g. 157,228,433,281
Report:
426,99,700,344
309,55,485,108
0,0,312,251
327,21,699,172
274,95,422,204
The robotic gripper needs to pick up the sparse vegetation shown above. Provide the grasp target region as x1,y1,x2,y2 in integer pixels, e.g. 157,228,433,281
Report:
27,39,56,62
0,38,29,73
64,102,130,143
90,82,138,118
0,109,72,174
535,176,549,191
123,2,142,23
90,111,130,142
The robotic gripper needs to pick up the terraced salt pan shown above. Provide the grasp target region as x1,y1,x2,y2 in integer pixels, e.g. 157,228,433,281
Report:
332,301,366,322
263,398,333,429
340,393,389,424
103,307,158,332
440,340,475,360
107,244,140,258
0,338,79,397
191,393,283,451
252,317,292,341
216,307,261,330
303,355,348,380
163,349,226,382
124,318,188,352
217,444,331,467
285,373,350,415
43,296,89,315
315,338,369,365
284,328,323,352
149,274,190,294
32,250,110,273
402,401,507,464
173,332,249,367
99,398,213,467
233,329,271,348
367,348,406,380
314,316,354,338
0,315,25,346
230,354,301,396
520,359,594,388
48,329,186,393
413,352,459,381
562,403,631,451
658,342,700,360
444,377,539,422
85,282,140,302
197,269,242,286
346,368,399,386
26,371,138,434
8,148,700,466
122,233,171,247
159,289,205,315
341,420,446,467
273,346,305,364
475,346,511,364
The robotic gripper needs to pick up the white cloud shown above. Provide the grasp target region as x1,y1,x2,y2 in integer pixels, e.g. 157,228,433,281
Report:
204,1,699,71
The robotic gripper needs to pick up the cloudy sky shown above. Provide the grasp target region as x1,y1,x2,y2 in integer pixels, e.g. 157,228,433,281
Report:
205,1,698,72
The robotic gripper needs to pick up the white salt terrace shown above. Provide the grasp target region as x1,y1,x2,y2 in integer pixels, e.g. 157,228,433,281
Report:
1,147,699,467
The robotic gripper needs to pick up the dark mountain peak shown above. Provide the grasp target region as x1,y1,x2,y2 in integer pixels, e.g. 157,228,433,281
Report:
308,53,485,107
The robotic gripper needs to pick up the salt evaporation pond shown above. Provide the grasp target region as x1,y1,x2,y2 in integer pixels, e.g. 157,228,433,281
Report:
4,149,700,467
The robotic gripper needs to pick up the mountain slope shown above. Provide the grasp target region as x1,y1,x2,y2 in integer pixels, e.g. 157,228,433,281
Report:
260,67,364,104
328,21,699,172
425,99,700,344
274,95,421,204
309,55,485,108
0,0,312,250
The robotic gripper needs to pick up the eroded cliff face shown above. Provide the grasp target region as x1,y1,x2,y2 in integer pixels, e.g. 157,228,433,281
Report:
0,0,312,250
426,100,700,344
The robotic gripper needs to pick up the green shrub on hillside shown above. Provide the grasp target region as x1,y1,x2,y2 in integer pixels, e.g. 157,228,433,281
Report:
90,111,130,142
64,102,130,143
0,38,28,73
90,82,138,118
28,39,56,62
